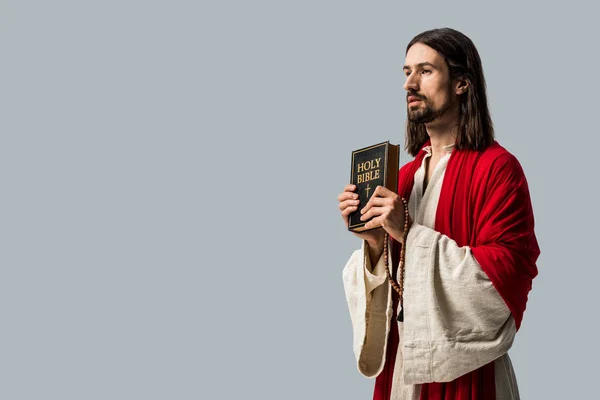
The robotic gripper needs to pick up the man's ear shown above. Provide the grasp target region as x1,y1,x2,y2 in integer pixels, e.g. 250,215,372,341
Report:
455,78,469,95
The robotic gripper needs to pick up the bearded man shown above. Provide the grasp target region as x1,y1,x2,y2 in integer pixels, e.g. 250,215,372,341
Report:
338,28,540,400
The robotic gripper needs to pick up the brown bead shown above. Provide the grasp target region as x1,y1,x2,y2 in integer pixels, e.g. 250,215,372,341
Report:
383,196,410,306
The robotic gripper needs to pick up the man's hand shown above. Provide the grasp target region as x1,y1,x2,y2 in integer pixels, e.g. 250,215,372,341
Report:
360,186,413,243
338,184,385,252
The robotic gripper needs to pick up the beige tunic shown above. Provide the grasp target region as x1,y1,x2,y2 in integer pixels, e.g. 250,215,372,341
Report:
342,145,521,400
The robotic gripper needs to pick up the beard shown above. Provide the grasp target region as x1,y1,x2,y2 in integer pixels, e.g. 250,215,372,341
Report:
407,99,452,124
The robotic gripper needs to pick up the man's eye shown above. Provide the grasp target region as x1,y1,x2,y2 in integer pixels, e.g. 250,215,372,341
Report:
421,69,431,74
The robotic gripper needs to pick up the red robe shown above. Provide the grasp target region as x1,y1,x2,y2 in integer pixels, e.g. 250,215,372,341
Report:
373,141,540,400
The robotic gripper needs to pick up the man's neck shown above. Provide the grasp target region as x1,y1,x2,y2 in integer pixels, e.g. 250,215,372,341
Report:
428,132,455,158
425,112,459,158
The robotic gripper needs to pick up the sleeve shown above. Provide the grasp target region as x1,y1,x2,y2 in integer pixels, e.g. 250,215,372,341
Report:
400,222,517,384
470,154,540,331
342,240,394,378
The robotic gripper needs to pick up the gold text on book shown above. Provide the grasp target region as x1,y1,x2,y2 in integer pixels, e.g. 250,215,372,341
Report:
356,157,382,184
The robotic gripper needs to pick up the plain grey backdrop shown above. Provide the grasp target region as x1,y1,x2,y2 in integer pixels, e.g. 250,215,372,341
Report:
1,1,598,399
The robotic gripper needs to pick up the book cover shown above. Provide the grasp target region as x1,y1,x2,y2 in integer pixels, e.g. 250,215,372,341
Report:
348,141,399,232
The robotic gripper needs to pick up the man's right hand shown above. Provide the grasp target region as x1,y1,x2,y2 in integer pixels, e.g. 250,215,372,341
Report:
338,184,385,253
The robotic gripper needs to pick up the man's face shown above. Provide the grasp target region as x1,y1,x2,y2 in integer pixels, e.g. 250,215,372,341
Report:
403,43,456,124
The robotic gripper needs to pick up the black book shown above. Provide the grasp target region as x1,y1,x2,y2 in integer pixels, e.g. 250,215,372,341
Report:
348,141,399,232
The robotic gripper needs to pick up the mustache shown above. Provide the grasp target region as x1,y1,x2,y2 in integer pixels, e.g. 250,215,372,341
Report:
407,92,426,101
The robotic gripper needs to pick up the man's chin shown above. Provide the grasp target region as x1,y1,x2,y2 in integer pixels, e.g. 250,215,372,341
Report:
408,112,434,124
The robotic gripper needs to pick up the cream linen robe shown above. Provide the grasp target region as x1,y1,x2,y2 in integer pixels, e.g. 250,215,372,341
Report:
342,144,521,400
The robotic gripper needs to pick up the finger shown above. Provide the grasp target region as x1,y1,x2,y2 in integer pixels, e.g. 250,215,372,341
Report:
360,206,387,221
344,184,357,192
338,190,359,202
361,185,389,210
341,205,358,218
337,192,358,202
362,193,378,213
339,198,361,211
364,216,383,230
360,196,389,214
372,185,394,198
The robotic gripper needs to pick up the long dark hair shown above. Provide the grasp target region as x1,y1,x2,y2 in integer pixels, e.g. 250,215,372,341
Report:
405,28,494,157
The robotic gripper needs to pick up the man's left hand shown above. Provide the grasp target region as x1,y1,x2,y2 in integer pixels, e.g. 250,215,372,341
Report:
360,186,413,242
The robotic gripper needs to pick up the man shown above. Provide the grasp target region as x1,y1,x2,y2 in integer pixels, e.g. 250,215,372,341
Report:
338,28,539,400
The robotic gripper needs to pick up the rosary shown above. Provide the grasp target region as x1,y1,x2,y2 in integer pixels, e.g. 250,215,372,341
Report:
382,197,410,322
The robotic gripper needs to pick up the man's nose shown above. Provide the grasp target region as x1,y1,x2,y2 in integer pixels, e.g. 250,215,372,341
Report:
403,74,419,92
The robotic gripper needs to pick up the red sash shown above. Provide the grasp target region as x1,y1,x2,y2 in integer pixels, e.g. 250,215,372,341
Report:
373,141,539,400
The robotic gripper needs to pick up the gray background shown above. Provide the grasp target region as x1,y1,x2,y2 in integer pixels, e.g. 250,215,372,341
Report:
1,1,597,399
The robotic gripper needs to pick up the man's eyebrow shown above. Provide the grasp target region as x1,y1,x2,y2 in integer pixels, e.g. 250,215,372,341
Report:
403,62,436,70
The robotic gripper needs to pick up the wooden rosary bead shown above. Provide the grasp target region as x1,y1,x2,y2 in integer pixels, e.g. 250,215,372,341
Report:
383,197,409,322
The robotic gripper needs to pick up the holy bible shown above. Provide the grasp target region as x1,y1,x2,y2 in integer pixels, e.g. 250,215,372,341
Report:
348,141,399,232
